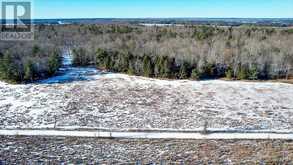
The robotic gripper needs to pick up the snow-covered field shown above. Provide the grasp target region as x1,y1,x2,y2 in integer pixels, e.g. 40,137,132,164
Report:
1,72,293,131
1,51,293,132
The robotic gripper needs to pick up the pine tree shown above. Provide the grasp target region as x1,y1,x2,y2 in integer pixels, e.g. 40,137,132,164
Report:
0,51,21,82
0,54,6,79
143,55,153,77
127,54,135,75
154,56,163,77
162,57,174,78
121,52,130,72
96,48,108,68
237,66,248,80
104,55,112,70
179,62,189,79
48,52,60,76
191,68,200,80
248,66,259,80
24,60,34,81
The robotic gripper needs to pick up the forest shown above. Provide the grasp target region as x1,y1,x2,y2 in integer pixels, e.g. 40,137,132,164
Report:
0,42,61,83
0,24,293,83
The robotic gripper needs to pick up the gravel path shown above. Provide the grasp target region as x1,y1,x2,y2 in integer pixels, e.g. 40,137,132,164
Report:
2,129,293,140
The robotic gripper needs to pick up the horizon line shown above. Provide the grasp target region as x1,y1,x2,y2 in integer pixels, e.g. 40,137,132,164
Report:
30,17,293,20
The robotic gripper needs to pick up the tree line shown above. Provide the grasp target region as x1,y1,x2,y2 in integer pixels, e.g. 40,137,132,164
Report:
72,47,264,80
1,24,293,83
0,44,61,83
68,24,293,80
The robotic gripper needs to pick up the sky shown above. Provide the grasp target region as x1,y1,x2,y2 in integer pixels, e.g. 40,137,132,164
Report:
34,0,293,19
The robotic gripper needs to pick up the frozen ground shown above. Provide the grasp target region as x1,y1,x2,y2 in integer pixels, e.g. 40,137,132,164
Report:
1,73,293,131
1,136,293,164
38,52,105,84
0,52,293,132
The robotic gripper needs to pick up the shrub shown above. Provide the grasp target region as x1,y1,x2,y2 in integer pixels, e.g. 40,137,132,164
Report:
201,63,217,78
237,66,248,80
127,67,135,75
191,68,200,80
248,66,259,80
225,67,233,79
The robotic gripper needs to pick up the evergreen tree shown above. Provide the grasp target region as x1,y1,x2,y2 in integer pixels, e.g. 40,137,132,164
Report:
48,52,60,76
237,66,248,80
143,55,153,77
179,62,189,79
96,48,108,68
191,68,200,80
24,60,34,81
202,63,217,78
104,55,112,70
0,51,17,80
162,57,174,78
113,52,129,72
0,54,6,79
248,66,259,80
127,53,135,75
154,56,162,77
121,52,130,72
127,66,135,75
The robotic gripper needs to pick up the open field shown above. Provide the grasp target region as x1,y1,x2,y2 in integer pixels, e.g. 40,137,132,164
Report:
1,73,293,132
1,136,293,164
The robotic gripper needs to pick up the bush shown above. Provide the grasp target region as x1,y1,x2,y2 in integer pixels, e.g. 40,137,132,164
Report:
191,68,200,80
237,66,248,80
225,67,233,79
201,63,217,78
248,66,259,80
127,67,135,75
